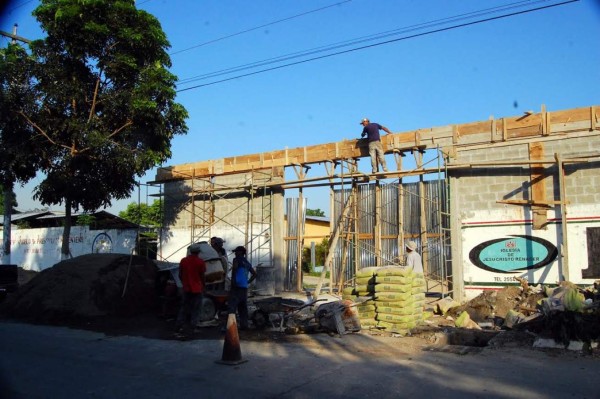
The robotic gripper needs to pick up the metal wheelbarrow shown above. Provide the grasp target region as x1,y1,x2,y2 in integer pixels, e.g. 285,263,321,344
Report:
250,297,325,332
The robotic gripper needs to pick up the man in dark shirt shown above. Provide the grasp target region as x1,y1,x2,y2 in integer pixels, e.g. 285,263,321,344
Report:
175,244,206,335
360,118,392,173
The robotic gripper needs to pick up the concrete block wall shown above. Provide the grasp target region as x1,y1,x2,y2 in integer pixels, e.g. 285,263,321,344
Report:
543,135,600,208
451,142,531,213
163,171,281,230
451,134,600,213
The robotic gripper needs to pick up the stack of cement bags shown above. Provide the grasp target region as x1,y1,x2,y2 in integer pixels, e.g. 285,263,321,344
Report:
342,266,427,334
374,267,426,334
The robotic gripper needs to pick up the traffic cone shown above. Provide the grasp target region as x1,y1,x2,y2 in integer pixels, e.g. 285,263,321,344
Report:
216,313,247,365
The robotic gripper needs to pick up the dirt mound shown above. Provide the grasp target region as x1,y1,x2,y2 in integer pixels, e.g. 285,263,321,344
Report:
447,286,545,322
0,254,159,324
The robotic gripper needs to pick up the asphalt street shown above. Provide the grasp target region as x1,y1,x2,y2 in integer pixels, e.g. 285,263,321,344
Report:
1,320,598,399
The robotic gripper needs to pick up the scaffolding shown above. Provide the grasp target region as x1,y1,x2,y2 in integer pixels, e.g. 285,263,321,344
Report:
148,104,598,298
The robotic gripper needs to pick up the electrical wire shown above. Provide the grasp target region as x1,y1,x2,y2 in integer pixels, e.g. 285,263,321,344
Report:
177,0,542,85
176,0,578,92
169,0,352,56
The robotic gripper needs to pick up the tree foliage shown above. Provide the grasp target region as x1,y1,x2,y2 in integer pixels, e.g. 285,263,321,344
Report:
13,0,188,256
302,237,329,272
306,208,325,217
119,200,163,227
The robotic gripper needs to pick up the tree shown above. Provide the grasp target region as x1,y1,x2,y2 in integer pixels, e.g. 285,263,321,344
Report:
119,200,163,227
17,1,188,258
306,208,325,217
302,237,329,272
0,43,41,263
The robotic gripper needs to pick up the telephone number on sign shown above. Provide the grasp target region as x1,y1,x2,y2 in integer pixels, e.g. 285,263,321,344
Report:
493,276,522,282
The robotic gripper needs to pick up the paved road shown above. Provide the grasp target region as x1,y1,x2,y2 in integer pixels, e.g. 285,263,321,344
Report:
1,320,598,399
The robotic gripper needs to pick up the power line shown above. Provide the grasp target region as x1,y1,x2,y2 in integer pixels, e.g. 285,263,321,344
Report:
6,0,34,14
176,0,578,92
169,0,352,56
177,0,547,86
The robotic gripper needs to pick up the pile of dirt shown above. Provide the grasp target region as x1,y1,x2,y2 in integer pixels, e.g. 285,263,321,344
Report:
446,286,544,322
0,254,159,325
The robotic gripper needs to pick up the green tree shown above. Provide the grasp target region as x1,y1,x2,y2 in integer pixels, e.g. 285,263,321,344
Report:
0,43,40,261
302,237,329,272
306,208,325,217
17,1,188,257
119,200,163,227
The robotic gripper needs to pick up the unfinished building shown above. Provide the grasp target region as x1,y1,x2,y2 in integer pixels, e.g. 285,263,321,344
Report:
152,105,600,301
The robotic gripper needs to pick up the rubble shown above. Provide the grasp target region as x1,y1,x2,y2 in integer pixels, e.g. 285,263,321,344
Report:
439,281,600,351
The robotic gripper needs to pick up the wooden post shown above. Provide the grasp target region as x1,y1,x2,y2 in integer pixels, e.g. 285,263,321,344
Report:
555,153,569,281
415,149,429,274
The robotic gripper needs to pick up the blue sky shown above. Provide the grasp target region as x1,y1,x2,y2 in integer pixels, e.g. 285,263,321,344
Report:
2,0,599,216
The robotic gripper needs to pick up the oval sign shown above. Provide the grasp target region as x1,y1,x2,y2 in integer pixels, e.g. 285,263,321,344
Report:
469,235,557,273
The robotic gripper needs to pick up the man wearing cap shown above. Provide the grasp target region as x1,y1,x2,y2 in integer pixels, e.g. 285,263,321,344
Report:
360,118,392,174
405,240,424,274
228,246,257,330
175,244,207,335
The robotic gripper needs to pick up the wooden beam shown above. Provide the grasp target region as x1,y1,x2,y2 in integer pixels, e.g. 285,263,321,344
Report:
529,142,548,229
154,105,600,182
496,199,569,206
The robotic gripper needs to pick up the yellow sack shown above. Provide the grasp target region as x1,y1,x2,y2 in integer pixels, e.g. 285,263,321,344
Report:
376,266,413,277
376,275,412,285
374,291,412,302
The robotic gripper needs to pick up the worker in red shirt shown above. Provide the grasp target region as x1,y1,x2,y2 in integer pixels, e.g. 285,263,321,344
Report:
175,244,207,335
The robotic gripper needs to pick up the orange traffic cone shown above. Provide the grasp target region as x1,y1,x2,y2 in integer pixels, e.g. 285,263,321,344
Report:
216,313,248,365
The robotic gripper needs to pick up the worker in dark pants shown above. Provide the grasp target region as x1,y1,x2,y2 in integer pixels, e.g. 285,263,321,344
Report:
227,246,257,330
175,244,206,336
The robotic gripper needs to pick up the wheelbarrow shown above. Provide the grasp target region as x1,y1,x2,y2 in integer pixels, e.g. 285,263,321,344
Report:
198,289,229,322
250,297,326,333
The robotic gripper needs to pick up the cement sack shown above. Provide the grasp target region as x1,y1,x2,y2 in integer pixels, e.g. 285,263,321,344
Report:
374,291,412,302
374,283,412,293
355,276,376,285
375,306,415,316
356,267,380,278
375,275,412,285
376,267,413,277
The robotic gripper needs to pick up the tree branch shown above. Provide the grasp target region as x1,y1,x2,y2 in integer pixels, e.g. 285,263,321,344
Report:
107,120,133,140
88,76,101,123
18,111,70,151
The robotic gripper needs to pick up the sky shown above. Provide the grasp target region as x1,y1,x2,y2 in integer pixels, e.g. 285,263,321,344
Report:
1,0,599,216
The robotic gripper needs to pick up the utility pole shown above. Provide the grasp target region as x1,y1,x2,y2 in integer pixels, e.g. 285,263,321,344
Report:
0,24,31,44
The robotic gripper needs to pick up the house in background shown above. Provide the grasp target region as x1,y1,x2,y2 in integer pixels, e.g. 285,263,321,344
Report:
304,215,330,248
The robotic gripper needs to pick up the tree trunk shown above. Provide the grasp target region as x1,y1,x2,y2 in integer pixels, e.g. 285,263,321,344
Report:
61,197,72,259
2,182,13,264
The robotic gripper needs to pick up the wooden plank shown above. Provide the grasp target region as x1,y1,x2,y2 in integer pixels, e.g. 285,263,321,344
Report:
452,125,460,144
154,105,599,182
530,142,548,230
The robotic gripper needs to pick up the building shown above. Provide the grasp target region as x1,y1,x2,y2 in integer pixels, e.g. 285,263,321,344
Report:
151,104,600,301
